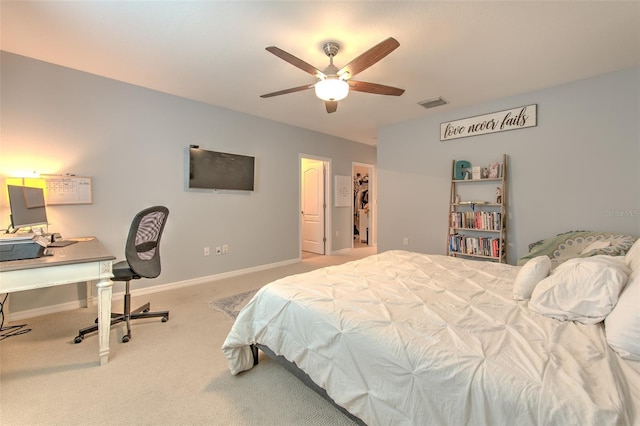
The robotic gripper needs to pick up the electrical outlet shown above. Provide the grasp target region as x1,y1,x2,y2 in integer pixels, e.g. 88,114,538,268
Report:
204,247,210,256
403,237,409,246
216,246,222,255
336,231,339,238
222,244,229,254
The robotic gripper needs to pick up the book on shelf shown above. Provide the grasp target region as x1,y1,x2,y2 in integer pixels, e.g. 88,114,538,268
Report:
448,234,502,258
450,212,501,230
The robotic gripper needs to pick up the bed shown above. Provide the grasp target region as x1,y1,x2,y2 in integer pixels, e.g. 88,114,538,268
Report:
222,235,640,425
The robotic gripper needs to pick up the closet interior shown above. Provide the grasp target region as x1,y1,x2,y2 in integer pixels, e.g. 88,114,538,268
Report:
353,165,370,246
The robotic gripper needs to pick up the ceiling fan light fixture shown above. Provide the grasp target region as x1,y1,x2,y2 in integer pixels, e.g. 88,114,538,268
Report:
262,38,403,112
315,78,349,101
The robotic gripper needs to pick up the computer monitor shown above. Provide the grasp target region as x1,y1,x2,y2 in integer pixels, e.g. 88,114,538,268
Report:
7,185,49,231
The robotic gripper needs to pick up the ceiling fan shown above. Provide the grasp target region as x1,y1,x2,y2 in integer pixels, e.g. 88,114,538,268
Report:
260,37,405,113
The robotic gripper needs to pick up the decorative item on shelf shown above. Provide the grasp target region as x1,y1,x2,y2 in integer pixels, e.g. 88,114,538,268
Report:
496,187,502,204
489,162,501,179
454,160,471,180
482,168,489,179
472,166,482,180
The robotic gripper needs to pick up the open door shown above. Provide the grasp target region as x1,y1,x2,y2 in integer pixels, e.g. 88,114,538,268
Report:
301,158,326,254
353,163,375,248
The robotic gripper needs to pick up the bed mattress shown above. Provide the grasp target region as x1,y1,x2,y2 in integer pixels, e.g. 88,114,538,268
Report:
222,250,638,425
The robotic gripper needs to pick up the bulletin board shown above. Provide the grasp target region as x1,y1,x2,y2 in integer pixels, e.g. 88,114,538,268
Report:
335,175,351,207
43,175,93,205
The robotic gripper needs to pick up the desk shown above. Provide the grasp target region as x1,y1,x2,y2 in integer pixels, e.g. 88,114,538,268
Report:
0,238,115,365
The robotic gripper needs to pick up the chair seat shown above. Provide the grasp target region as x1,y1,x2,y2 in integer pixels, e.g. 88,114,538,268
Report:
112,260,140,281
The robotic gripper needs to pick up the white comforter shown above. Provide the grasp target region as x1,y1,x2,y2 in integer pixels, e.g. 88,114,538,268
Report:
222,250,638,425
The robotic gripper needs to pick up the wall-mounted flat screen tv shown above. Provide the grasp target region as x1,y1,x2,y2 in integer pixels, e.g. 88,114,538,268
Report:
188,147,255,191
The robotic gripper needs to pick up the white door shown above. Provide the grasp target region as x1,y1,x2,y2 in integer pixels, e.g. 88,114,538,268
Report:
301,159,325,254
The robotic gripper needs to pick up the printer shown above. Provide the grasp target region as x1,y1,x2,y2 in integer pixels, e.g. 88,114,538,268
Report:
0,233,48,262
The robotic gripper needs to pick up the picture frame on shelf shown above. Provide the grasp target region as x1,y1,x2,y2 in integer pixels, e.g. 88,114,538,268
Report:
472,166,482,180
488,162,501,179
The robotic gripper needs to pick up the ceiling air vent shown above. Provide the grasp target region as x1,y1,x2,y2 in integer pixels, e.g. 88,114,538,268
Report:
418,97,448,109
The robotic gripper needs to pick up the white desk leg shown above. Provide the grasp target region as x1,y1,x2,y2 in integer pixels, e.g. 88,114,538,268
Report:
96,277,113,365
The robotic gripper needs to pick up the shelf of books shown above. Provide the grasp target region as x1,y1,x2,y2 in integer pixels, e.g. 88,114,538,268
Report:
447,154,507,263
448,235,503,259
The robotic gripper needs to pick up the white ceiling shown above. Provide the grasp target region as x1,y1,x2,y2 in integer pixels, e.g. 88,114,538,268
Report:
2,1,639,145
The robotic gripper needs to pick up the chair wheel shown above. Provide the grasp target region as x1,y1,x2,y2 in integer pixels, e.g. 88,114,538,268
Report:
122,335,130,343
161,316,168,322
74,335,83,344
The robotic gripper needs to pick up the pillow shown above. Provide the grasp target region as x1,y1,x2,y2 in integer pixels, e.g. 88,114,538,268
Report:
605,270,640,360
580,240,611,255
518,231,636,269
513,255,551,300
625,238,640,272
529,256,630,324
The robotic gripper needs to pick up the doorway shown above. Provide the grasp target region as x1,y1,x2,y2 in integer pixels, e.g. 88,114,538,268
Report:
353,162,375,248
300,156,331,256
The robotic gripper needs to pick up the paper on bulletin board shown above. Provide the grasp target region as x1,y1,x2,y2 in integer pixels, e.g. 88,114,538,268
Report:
43,175,93,205
335,175,351,207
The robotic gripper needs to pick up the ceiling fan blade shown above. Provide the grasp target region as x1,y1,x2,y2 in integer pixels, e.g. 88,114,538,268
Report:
338,37,400,79
348,80,405,96
260,84,313,98
266,46,326,78
325,101,338,113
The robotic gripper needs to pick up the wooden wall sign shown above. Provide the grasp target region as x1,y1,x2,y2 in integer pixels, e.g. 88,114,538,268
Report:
441,104,537,141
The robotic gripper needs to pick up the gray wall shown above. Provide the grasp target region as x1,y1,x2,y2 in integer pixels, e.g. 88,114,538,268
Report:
377,67,640,264
0,52,375,314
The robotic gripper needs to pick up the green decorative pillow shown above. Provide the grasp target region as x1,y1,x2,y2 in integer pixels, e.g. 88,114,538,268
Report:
518,231,637,269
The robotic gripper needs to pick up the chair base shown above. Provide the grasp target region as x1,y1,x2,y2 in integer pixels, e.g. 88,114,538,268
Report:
74,301,169,344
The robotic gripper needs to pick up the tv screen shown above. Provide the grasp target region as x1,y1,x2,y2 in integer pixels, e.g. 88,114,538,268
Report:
188,147,255,191
7,185,49,230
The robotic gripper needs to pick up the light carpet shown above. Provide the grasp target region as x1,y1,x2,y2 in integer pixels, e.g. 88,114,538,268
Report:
0,247,374,425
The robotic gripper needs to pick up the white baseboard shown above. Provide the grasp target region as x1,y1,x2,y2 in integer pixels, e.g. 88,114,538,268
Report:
5,257,300,322
5,299,88,323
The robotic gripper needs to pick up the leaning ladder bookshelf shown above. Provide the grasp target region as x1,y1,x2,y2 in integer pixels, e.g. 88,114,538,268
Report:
447,154,507,263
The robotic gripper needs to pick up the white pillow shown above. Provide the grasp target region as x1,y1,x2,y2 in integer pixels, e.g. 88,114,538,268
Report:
625,238,640,272
605,270,640,360
529,256,630,324
513,255,551,300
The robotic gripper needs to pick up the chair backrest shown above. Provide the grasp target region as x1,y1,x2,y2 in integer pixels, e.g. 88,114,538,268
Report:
124,206,169,279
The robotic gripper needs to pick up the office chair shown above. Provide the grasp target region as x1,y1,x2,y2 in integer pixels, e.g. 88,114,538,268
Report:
74,206,170,344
